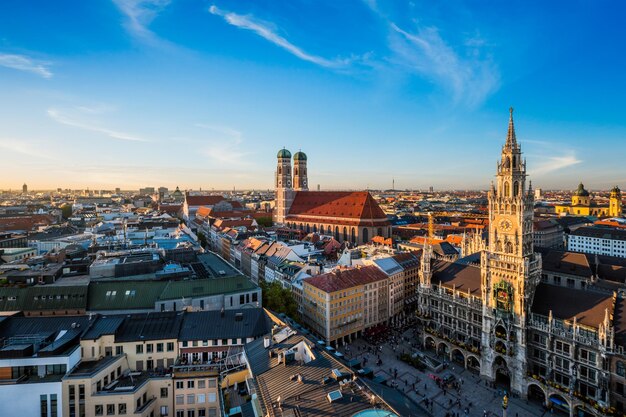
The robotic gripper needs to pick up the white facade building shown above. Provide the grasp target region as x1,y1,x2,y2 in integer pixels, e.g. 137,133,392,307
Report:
568,226,626,258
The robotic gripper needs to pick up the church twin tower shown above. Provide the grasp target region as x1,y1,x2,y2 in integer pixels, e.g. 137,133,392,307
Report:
274,149,308,224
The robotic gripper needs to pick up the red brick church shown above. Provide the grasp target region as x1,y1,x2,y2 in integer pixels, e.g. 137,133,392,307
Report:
273,149,390,245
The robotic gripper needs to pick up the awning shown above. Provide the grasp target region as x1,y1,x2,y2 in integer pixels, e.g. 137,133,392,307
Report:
550,397,566,406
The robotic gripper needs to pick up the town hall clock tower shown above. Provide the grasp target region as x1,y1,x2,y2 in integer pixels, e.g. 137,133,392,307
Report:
480,109,542,396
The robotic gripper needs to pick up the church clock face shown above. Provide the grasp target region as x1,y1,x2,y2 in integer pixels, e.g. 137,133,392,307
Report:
499,219,512,232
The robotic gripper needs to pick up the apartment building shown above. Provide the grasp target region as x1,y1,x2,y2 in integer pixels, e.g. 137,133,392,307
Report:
568,226,626,258
302,265,390,345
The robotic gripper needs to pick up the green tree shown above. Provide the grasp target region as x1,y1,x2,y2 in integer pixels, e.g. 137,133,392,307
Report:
260,280,299,320
256,217,273,228
197,232,207,248
60,203,73,219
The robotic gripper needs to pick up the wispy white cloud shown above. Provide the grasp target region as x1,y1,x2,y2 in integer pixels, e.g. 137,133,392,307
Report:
194,123,242,143
530,151,582,176
389,23,499,108
0,53,52,78
194,122,250,166
0,138,58,160
208,5,353,69
111,0,171,44
47,107,147,142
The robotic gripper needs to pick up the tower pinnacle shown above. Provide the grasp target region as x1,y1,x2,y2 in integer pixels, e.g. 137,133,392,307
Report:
505,107,517,148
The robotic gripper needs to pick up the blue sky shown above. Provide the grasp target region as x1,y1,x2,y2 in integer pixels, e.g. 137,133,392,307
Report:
1,1,625,191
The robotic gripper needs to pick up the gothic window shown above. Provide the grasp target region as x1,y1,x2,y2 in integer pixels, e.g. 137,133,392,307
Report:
362,228,369,243
504,182,510,197
313,225,317,233
295,168,298,176
505,156,511,169
351,227,356,244
505,241,513,253
343,227,348,241
512,204,516,214
278,167,282,175
377,227,383,237
512,155,516,168
496,240,503,252
513,181,519,197
306,224,310,233
335,226,339,240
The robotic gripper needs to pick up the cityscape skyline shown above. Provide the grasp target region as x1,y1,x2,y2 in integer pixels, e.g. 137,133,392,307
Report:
1,1,626,190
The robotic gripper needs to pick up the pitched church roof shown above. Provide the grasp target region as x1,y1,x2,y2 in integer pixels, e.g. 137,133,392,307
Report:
286,191,389,226
185,194,225,207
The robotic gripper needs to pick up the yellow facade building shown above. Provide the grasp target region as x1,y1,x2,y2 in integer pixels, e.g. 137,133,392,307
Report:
555,183,622,217
302,265,390,346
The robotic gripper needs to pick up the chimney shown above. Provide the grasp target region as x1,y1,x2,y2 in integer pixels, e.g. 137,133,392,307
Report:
264,337,271,349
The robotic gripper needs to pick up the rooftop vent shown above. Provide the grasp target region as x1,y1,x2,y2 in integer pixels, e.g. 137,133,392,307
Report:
327,390,343,403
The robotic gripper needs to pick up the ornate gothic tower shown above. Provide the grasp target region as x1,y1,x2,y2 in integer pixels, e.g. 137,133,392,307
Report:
274,148,295,224
293,151,308,191
610,185,622,217
480,108,542,396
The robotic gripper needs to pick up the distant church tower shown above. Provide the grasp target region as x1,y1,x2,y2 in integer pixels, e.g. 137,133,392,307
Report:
610,185,622,217
22,183,27,194
274,148,295,224
480,108,541,396
293,151,308,191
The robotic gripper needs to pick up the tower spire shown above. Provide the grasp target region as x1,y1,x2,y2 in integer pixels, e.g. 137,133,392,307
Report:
505,107,517,148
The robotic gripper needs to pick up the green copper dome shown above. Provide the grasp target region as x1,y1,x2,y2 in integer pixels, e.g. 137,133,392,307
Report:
293,151,307,161
277,148,291,159
574,182,590,197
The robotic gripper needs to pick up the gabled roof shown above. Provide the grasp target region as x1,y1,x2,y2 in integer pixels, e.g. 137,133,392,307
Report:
185,194,224,207
542,250,591,278
304,265,388,293
82,315,125,340
531,283,614,328
287,191,389,226
432,261,481,296
179,308,270,341
114,311,184,342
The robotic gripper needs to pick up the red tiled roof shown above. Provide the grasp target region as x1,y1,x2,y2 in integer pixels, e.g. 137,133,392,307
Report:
185,194,224,207
286,191,388,226
304,265,388,293
213,218,256,230
196,206,212,218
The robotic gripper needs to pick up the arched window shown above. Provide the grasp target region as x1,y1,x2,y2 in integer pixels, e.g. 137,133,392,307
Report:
313,225,317,233
343,227,348,241
362,228,369,244
295,168,298,176
512,204,516,214
306,224,310,233
513,181,519,197
505,241,513,253
504,182,510,197
335,226,339,240
496,240,503,252
505,156,511,169
377,227,383,237
351,227,356,244
278,167,282,175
